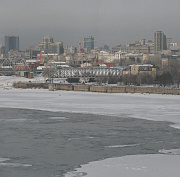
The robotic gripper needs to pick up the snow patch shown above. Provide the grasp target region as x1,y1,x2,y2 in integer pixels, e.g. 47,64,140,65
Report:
158,149,180,155
0,157,32,168
105,144,141,148
49,117,68,120
170,124,180,129
0,158,10,163
0,119,27,122
68,136,94,141
0,163,32,167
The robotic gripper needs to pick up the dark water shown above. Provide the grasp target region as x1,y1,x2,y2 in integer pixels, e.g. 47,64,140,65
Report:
0,108,180,177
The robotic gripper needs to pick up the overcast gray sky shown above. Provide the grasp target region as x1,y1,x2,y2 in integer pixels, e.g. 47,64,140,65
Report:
0,0,179,50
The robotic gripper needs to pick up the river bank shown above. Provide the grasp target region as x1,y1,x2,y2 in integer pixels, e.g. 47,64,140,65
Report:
13,82,180,95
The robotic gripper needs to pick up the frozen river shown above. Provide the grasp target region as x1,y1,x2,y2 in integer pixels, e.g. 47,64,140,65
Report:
0,76,180,176
0,107,180,177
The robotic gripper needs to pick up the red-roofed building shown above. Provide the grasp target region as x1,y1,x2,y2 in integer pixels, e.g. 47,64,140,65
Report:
104,63,116,68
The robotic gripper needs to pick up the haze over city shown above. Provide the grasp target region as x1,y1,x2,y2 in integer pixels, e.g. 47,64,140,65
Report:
0,0,180,49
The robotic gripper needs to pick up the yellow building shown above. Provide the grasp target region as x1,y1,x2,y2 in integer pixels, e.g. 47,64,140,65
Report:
123,64,156,77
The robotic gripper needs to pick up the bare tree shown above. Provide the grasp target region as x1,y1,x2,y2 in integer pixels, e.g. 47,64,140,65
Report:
138,73,154,85
144,54,161,66
159,58,180,87
155,72,173,87
122,74,138,85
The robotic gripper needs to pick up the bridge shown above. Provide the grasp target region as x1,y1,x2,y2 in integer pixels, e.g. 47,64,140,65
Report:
0,58,30,70
49,67,123,78
0,58,124,79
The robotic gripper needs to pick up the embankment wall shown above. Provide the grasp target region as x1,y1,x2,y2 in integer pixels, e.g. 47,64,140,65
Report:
13,82,180,95
13,82,49,89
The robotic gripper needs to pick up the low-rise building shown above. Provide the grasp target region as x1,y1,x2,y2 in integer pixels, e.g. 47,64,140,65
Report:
98,51,115,63
37,53,59,63
123,64,156,77
115,51,143,64
161,54,180,65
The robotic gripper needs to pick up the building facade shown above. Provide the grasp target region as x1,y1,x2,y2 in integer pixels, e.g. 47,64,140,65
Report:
123,64,156,77
5,36,19,54
37,53,58,63
154,31,167,51
49,42,63,54
64,46,76,54
84,36,94,52
0,46,5,55
166,38,172,50
161,54,180,65
39,35,54,53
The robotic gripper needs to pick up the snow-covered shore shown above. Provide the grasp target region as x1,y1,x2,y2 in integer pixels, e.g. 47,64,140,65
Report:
1,76,180,177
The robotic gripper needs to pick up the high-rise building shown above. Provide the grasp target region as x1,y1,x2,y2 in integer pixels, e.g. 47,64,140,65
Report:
166,38,172,50
39,35,54,53
0,46,5,55
5,36,19,54
49,42,64,54
154,31,167,51
84,36,94,52
39,35,63,54
64,46,76,54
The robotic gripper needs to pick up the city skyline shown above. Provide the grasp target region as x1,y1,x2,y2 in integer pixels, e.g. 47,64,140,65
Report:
0,0,179,50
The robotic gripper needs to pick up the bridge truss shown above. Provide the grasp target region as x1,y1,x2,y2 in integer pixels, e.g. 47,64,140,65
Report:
0,58,30,70
49,67,123,78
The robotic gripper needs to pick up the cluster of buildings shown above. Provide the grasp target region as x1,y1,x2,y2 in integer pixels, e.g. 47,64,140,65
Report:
0,31,180,80
39,35,63,55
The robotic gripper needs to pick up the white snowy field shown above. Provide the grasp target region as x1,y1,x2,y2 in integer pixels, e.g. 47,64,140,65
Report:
0,76,180,177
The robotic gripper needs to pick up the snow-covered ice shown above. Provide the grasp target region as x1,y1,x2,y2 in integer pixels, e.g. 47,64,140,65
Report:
159,149,180,155
0,158,10,163
0,157,32,168
65,154,180,177
49,117,68,120
105,144,141,148
1,76,180,177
